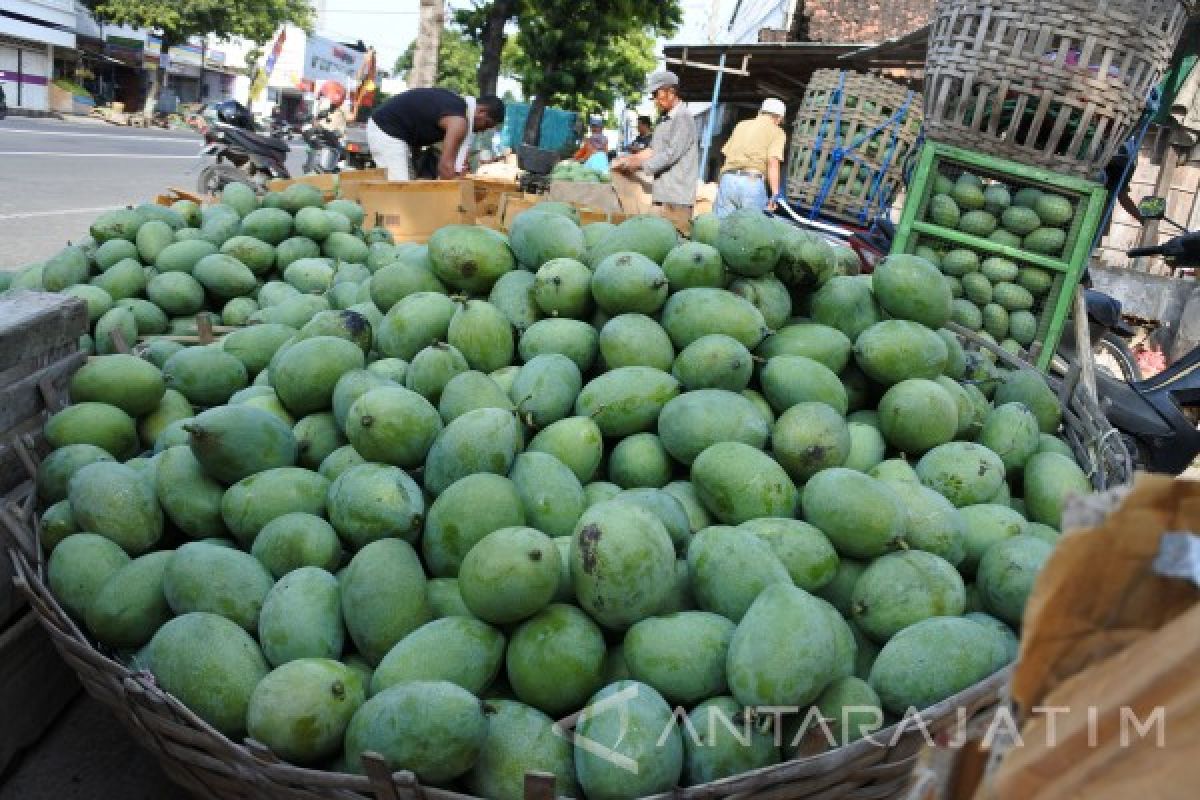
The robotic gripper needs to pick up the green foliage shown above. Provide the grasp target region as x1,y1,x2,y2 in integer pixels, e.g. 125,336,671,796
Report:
80,0,312,47
455,0,681,113
395,28,487,97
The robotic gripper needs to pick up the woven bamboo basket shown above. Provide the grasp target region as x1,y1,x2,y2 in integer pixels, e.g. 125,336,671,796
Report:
922,0,1191,179
1,332,1128,799
785,70,923,226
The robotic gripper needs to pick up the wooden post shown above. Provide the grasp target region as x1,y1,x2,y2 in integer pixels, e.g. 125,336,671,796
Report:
1072,285,1098,405
1133,138,1182,275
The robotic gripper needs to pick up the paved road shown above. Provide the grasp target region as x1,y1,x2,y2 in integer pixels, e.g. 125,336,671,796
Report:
0,117,306,269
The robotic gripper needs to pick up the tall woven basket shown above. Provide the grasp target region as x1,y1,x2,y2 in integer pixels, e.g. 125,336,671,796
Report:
922,0,1192,178
786,70,923,226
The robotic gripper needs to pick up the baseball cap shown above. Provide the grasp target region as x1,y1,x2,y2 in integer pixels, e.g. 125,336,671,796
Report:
646,70,680,94
761,97,786,116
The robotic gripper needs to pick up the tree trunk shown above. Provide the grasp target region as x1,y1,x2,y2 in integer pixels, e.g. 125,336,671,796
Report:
143,66,163,116
523,94,547,147
477,0,515,96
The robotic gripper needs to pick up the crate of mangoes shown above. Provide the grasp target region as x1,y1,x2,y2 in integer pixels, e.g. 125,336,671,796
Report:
891,143,1108,370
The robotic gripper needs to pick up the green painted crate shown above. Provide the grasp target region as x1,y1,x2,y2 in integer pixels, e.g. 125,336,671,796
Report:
891,143,1108,371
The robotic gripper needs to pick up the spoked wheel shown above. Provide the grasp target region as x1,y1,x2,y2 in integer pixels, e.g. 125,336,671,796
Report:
197,164,256,196
1093,332,1142,382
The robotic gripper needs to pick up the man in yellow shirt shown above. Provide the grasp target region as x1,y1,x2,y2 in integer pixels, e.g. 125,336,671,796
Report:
714,97,787,217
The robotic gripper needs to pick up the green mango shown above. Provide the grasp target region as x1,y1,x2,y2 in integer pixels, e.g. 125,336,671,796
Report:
624,611,734,705
163,542,274,631
370,617,504,696
258,566,344,666
459,527,560,624
250,512,342,579
422,473,526,578
506,603,606,716
220,467,329,546
145,612,268,737
155,445,227,538
327,464,423,549
85,550,173,649
47,533,131,620
247,658,364,765
340,539,431,665
68,462,163,555
574,681,683,800
570,500,676,630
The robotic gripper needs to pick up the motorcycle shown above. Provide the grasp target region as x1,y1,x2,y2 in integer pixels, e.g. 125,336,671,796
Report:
0,84,7,120
301,120,342,174
196,101,291,194
1090,207,1200,474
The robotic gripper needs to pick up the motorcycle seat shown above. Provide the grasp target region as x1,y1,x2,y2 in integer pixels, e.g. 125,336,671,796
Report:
220,125,290,155
1084,289,1134,336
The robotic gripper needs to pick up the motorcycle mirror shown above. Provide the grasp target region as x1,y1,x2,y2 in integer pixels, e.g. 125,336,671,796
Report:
1138,196,1168,220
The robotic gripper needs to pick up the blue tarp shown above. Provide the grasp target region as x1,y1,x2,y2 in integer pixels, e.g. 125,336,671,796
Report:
497,103,579,154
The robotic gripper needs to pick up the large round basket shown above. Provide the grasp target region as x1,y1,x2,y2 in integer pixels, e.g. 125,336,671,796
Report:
922,0,1191,178
1,347,1124,800
785,70,923,226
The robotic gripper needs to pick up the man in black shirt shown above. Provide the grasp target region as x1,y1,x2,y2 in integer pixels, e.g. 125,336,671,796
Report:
367,88,505,180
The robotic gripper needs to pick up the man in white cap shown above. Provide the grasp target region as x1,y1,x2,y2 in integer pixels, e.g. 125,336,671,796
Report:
713,97,788,217
611,70,698,223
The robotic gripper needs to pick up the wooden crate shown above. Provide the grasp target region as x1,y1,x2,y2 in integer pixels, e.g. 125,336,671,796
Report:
891,143,1109,370
0,291,88,773
341,180,476,242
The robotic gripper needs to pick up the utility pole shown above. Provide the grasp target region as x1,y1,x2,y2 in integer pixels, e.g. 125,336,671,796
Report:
410,0,444,89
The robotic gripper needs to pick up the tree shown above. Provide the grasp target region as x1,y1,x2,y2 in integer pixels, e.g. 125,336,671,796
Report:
506,0,681,143
395,28,483,96
455,0,517,96
80,0,311,112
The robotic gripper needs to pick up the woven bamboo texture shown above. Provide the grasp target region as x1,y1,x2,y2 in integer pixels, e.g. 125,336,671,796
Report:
922,0,1191,178
946,322,1134,490
3,476,1010,800
786,70,923,225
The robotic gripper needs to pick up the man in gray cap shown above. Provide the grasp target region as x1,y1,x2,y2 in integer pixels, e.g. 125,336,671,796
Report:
612,70,698,223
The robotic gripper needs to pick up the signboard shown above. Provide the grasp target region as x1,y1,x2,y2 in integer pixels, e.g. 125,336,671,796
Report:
104,34,144,65
302,34,364,86
205,49,226,68
168,42,204,68
145,35,162,65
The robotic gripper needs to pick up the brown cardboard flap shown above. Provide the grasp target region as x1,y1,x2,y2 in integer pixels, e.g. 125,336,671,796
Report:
981,474,1200,800
546,182,622,213
609,170,655,214
1011,474,1200,714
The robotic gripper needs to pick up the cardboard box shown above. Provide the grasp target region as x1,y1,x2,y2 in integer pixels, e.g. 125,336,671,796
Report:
973,475,1200,800
341,180,475,242
610,170,655,214
547,182,623,213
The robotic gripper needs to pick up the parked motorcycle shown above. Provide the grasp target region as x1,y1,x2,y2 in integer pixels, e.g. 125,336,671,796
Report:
1093,206,1200,473
301,121,343,174
196,100,291,194
0,84,7,120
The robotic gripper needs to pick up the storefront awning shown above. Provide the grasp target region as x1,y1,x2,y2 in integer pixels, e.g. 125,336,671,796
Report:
662,42,869,106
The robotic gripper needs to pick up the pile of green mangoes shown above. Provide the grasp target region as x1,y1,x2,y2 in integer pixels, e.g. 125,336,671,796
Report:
551,161,610,183
10,186,1094,799
916,173,1078,354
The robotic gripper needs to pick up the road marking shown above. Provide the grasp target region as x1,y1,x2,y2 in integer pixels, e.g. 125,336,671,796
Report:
0,151,197,158
0,127,197,144
0,206,123,220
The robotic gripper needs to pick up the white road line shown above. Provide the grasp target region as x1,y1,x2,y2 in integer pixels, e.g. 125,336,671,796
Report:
0,152,196,158
0,127,197,144
0,206,123,220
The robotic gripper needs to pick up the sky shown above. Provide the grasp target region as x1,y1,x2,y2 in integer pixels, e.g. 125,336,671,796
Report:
318,0,789,94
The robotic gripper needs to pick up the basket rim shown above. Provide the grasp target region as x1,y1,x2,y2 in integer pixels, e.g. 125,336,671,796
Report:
3,482,1013,800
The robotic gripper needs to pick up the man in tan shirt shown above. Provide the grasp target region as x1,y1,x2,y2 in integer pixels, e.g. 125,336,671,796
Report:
714,97,787,217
